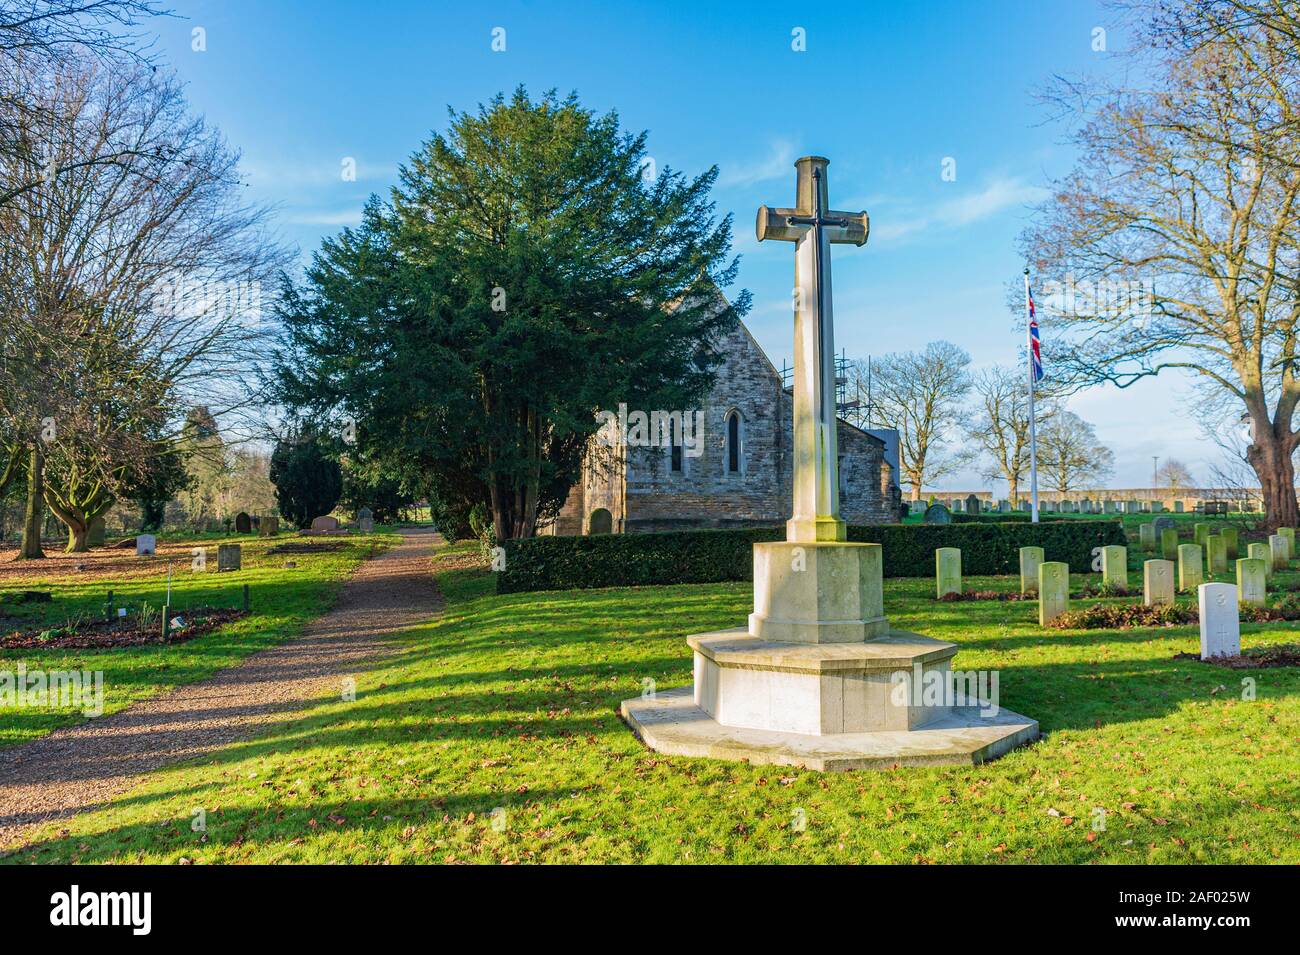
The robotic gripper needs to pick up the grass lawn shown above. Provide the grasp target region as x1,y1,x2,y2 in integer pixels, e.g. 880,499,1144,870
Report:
6,538,1297,865
0,530,396,748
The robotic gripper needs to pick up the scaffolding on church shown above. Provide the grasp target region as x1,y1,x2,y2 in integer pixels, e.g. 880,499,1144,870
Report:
779,350,874,429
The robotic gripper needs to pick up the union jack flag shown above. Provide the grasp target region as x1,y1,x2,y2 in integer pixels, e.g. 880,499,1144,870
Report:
1028,287,1043,383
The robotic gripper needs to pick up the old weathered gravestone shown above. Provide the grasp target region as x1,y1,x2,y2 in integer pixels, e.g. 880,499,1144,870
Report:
1198,583,1240,660
1193,523,1210,547
1206,534,1228,575
965,494,981,514
1103,500,1117,514
923,503,951,525
1152,516,1176,533
910,500,925,515
135,534,156,556
1174,500,1184,513
1236,557,1267,608
1269,533,1288,570
1038,562,1069,625
1178,543,1203,592
311,515,340,533
936,547,961,598
1248,541,1273,580
1020,546,1044,595
357,506,375,533
1139,524,1156,552
87,516,106,547
1160,527,1179,561
1101,545,1128,590
259,515,280,537
217,543,241,572
235,511,252,534
1143,559,1175,606
1220,525,1239,559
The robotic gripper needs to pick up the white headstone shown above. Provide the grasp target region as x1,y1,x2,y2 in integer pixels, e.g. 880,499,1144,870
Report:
136,534,156,556
1197,583,1240,660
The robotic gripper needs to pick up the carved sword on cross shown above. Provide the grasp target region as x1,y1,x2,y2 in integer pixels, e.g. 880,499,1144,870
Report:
757,157,869,543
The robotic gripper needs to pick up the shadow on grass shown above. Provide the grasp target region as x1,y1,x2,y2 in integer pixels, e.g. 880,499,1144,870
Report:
6,789,570,864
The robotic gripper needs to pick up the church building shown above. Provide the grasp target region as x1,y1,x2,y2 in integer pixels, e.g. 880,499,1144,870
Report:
545,312,902,536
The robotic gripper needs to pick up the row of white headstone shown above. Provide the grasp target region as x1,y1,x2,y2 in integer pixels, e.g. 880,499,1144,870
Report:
927,498,1259,515
934,545,1255,660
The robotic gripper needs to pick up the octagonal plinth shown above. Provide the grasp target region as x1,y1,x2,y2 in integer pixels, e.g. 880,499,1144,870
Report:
689,628,958,735
748,541,887,643
621,687,1039,772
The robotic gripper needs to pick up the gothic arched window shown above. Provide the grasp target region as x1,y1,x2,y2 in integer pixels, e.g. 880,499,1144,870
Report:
726,410,742,474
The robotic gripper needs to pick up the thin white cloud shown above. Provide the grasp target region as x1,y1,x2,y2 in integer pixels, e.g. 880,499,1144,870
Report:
286,208,366,227
242,158,398,191
718,140,797,189
871,176,1048,245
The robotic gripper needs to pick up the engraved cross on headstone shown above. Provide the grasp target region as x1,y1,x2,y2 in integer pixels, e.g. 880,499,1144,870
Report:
757,156,869,542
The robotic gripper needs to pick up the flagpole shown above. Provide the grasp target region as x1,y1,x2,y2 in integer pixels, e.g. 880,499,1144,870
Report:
1025,267,1040,524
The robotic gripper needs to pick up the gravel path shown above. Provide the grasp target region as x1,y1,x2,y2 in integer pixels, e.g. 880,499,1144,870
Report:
0,527,443,850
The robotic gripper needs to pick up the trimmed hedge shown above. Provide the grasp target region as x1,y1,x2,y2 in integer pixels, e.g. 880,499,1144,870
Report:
496,520,1125,594
949,513,1032,523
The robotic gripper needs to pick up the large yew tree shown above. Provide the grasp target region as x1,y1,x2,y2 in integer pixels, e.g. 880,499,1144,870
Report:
275,88,748,539
1025,0,1300,529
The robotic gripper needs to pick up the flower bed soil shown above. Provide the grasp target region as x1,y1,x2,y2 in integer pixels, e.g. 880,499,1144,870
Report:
0,607,248,650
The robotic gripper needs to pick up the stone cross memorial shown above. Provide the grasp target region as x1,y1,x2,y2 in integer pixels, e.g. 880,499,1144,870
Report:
1197,583,1240,660
620,156,1038,771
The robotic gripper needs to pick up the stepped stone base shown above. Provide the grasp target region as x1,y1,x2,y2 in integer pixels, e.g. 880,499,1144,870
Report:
621,686,1039,772
620,627,1039,772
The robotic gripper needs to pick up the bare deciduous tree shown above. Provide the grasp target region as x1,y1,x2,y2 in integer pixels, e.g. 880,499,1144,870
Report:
0,60,282,553
1156,458,1197,493
1024,0,1300,530
0,1,169,206
968,365,1054,504
1036,409,1115,495
873,341,972,501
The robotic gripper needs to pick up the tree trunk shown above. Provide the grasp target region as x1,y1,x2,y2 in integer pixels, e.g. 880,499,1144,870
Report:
1250,430,1299,532
17,445,45,560
65,522,89,552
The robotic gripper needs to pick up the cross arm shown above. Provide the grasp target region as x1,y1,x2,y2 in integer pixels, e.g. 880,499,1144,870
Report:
755,206,870,246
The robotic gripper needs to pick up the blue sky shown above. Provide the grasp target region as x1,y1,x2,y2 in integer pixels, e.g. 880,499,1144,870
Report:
148,0,1206,490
